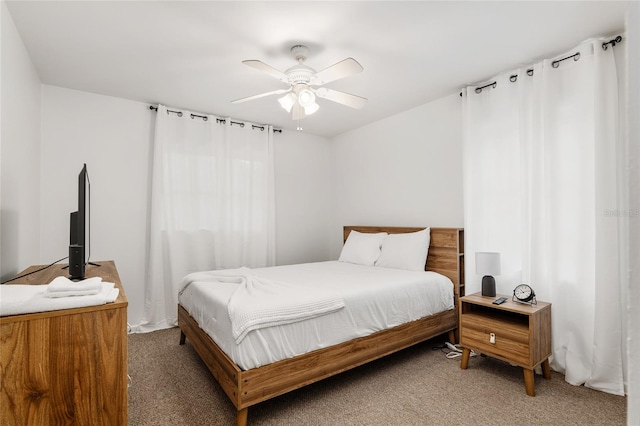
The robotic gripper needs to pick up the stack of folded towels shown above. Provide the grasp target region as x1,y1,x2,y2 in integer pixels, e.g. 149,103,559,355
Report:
0,276,119,317
44,276,104,297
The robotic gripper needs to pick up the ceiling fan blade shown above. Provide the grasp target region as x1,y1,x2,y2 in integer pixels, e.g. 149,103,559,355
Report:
314,87,367,109
231,88,290,104
242,60,289,84
311,58,363,85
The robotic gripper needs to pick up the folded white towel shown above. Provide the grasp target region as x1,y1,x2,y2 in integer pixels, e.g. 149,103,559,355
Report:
44,289,100,298
0,282,119,317
48,276,102,293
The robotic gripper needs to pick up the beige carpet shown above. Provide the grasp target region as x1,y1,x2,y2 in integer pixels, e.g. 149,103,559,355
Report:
128,328,626,425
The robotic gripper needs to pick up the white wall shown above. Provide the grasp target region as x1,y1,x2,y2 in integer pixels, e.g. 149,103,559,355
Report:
274,129,333,264
38,86,334,326
40,85,153,326
329,93,464,257
0,1,42,281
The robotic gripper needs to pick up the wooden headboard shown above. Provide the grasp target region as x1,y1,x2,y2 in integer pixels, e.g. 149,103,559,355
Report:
343,226,465,298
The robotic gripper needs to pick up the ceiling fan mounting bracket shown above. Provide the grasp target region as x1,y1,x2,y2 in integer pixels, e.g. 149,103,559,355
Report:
290,44,310,63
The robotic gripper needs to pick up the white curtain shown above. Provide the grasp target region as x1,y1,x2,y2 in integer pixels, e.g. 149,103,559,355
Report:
627,3,640,422
138,105,275,332
463,38,627,395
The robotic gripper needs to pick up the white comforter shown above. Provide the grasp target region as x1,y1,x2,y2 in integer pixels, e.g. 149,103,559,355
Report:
179,261,454,370
179,267,345,343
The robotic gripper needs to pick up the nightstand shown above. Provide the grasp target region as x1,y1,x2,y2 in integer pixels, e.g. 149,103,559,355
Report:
459,292,552,396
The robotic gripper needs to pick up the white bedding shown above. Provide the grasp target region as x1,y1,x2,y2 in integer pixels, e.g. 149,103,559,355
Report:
178,261,454,370
179,267,345,344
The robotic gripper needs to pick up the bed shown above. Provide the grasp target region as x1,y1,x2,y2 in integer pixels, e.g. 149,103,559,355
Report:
178,226,464,425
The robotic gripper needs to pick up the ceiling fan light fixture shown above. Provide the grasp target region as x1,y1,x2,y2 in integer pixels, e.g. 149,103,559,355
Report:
278,92,296,112
297,89,316,108
236,45,367,123
304,102,319,116
292,103,306,121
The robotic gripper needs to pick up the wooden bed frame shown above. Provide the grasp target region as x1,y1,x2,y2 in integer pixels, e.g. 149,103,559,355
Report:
178,226,464,425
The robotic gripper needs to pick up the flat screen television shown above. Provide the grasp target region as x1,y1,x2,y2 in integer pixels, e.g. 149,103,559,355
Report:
68,164,97,279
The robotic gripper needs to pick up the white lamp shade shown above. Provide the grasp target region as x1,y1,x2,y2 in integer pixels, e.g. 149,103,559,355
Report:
304,102,319,115
475,252,501,276
297,89,316,107
277,92,297,113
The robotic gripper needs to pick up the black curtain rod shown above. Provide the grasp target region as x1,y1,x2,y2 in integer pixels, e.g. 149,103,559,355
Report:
474,81,496,94
602,35,622,50
459,35,623,97
191,113,208,121
149,105,281,132
216,118,244,127
551,52,580,68
149,105,183,116
508,69,534,83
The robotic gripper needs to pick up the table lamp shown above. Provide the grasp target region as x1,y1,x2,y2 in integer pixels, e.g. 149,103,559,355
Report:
475,252,501,297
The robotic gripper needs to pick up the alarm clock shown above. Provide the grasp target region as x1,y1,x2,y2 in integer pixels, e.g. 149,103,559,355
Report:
513,284,537,305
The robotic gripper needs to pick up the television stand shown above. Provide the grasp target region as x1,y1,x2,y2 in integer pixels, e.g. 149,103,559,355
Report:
62,262,102,269
0,260,128,424
61,260,101,281
61,260,101,269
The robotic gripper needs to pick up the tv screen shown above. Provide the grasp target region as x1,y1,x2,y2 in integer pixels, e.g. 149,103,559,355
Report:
69,164,89,279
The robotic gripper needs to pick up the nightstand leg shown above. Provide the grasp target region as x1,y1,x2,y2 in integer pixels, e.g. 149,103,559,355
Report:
523,368,535,396
541,358,551,379
460,348,471,369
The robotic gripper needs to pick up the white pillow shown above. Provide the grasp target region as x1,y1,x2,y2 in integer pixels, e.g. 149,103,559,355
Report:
338,231,388,266
375,228,430,271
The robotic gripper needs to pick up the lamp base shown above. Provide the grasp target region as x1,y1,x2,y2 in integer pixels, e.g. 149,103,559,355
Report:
482,275,496,297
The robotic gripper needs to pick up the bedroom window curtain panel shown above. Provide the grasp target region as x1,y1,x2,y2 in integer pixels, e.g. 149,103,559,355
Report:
462,38,627,396
139,105,276,332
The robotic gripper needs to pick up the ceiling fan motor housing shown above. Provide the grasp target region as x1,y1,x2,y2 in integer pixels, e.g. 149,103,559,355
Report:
286,65,314,85
286,45,315,85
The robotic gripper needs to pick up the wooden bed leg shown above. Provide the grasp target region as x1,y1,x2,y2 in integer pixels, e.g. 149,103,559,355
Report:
237,408,248,426
447,329,456,344
179,330,186,345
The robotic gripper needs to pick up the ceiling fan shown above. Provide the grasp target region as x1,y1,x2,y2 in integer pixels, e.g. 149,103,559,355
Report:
232,45,367,121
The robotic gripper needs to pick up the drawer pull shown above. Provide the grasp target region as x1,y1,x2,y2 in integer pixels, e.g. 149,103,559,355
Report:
490,332,496,344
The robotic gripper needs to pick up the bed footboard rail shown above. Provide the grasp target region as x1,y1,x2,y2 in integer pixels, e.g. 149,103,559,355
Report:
178,305,243,407
179,304,456,425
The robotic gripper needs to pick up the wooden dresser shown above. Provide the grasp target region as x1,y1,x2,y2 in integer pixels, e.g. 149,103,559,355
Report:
0,260,128,424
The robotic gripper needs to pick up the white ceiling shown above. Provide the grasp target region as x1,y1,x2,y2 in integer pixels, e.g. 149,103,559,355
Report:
6,1,626,137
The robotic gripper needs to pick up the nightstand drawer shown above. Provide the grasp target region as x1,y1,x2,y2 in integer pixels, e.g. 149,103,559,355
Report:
460,312,530,365
461,326,530,365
